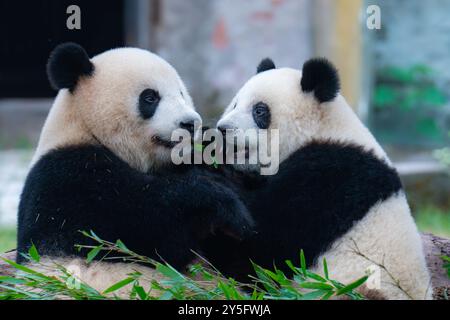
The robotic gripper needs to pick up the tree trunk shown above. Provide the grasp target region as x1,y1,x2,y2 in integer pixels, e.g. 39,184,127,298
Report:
1,233,449,299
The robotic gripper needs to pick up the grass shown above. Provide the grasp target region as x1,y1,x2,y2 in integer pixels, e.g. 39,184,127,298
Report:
0,227,16,253
414,207,450,238
0,231,369,300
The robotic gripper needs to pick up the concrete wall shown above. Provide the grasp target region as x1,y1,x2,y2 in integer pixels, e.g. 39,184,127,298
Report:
156,0,313,123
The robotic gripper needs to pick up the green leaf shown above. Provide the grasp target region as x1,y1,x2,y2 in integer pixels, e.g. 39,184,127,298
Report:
212,158,219,169
336,275,368,296
0,276,28,285
194,144,204,152
28,243,40,263
86,246,103,264
0,257,48,277
299,290,328,300
299,282,334,290
158,290,174,300
89,230,102,242
305,270,327,283
103,277,135,294
132,284,148,300
285,260,300,275
321,291,334,300
300,250,307,276
115,239,129,252
155,263,185,282
323,258,329,279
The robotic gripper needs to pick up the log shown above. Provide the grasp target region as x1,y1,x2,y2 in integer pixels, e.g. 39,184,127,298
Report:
421,233,450,300
1,234,449,299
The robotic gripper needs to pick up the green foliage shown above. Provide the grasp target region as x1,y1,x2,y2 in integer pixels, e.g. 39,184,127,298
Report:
442,256,450,279
372,64,448,144
0,231,368,300
0,228,16,253
373,64,446,111
415,207,450,238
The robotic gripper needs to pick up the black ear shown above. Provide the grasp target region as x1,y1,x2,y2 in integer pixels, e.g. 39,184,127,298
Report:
300,58,340,103
47,42,94,92
256,58,276,74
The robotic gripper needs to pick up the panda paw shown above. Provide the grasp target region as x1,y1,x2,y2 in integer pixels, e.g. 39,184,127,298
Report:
213,196,255,241
205,184,255,241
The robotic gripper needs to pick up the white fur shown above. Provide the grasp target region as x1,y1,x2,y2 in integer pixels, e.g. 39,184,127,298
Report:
218,68,388,164
33,257,165,299
312,193,431,299
218,67,431,299
33,47,200,172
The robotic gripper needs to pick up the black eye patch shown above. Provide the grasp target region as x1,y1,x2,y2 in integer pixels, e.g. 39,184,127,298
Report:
138,89,161,119
252,102,271,129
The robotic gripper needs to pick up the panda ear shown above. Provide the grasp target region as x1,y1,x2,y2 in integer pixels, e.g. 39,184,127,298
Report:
47,42,94,92
300,58,340,103
256,58,276,74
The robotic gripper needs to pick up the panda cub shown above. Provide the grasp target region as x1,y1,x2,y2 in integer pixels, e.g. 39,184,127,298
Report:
205,58,431,299
17,43,253,293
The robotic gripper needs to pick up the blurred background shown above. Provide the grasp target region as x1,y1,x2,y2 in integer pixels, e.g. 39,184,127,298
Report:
0,0,449,253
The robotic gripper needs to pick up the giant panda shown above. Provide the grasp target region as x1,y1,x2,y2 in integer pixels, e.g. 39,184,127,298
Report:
203,57,431,299
16,43,253,295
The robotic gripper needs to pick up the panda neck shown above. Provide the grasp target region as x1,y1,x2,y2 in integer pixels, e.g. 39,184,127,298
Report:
316,96,389,162
31,91,98,167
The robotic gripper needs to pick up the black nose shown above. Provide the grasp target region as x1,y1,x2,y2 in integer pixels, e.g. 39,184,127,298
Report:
179,119,196,135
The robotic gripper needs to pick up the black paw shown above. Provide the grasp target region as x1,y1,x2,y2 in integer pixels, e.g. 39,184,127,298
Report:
210,186,255,241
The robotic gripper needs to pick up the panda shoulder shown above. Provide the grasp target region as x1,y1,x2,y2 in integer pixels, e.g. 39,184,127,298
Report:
26,145,128,188
275,140,402,191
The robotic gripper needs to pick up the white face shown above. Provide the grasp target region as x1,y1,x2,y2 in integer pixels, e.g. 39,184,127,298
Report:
217,68,321,168
74,48,201,170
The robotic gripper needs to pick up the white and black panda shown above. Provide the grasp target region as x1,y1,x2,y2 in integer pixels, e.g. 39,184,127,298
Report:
203,58,431,299
17,43,253,295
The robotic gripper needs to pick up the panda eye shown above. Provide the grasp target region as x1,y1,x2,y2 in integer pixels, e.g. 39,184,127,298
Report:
252,102,271,129
139,89,161,119
144,90,160,104
254,106,266,116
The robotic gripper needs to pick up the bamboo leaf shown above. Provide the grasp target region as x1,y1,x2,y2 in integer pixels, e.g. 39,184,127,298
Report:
323,258,329,279
300,250,307,276
336,276,368,296
86,246,103,264
103,277,135,294
299,282,334,290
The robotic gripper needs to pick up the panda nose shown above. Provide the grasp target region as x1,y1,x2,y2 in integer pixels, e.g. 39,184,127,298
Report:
179,119,196,135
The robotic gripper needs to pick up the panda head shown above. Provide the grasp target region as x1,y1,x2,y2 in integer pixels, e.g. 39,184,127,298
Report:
217,57,342,169
43,42,200,171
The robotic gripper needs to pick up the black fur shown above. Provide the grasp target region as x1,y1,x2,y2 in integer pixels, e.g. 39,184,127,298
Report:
252,102,271,129
202,140,402,281
300,58,340,103
256,58,276,74
138,89,161,119
47,43,94,92
17,144,254,269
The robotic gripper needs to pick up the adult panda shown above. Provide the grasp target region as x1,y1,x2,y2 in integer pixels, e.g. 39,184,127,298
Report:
203,58,431,299
16,43,253,294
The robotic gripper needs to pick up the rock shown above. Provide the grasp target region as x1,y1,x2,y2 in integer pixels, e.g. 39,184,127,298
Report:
421,233,450,300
